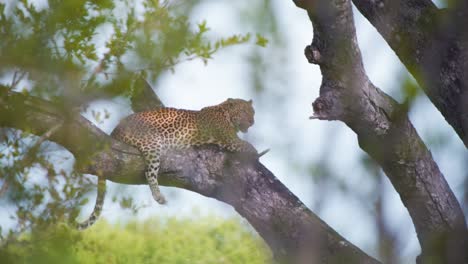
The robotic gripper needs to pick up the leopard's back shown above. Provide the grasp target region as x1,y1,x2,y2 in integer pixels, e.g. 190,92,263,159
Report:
111,108,198,152
112,99,255,154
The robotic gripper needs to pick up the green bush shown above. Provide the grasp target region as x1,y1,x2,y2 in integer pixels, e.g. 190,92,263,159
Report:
0,217,272,264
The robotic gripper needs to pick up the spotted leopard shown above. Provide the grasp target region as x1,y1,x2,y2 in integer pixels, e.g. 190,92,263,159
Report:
76,98,258,229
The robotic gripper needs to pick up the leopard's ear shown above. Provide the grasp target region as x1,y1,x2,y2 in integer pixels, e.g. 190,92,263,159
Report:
248,99,253,104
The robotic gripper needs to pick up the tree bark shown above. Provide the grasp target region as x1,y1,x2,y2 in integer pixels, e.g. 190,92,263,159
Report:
292,0,468,263
351,0,468,148
0,85,380,263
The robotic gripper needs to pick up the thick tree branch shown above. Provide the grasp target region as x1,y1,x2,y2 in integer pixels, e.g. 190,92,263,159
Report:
130,77,164,111
351,0,468,147
0,86,380,263
293,0,468,263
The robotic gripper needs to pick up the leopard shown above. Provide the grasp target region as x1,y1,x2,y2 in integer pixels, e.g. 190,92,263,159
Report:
76,98,258,230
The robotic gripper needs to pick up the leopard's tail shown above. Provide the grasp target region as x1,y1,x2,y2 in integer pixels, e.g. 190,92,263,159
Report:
76,178,106,230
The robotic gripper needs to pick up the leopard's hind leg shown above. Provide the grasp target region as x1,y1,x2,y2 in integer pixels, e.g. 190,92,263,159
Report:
142,150,166,204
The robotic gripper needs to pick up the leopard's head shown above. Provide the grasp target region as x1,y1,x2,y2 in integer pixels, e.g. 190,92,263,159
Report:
220,98,255,133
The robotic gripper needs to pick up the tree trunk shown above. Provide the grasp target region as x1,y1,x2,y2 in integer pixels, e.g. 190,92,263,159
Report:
292,0,468,263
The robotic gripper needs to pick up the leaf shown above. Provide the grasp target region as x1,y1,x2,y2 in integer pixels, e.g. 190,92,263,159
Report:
79,198,89,206
197,20,209,33
255,34,268,47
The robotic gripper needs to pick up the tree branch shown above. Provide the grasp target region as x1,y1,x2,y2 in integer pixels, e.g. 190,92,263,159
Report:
351,0,468,148
0,85,380,263
130,77,164,111
293,0,468,263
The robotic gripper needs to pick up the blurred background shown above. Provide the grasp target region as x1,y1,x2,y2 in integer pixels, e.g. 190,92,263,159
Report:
0,0,466,263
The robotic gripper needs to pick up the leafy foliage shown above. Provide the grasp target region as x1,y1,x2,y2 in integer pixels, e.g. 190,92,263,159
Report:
0,0,260,100
0,217,272,264
0,0,267,244
0,129,88,236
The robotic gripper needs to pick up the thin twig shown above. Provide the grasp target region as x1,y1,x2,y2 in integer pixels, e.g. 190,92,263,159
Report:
258,148,270,157
34,123,63,147
110,146,141,156
24,122,63,163
10,70,27,90
0,181,9,197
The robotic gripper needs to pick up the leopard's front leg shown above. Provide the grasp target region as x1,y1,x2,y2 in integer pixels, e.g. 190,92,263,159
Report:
220,138,260,157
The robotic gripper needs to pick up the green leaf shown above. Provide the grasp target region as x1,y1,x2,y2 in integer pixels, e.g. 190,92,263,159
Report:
255,34,268,47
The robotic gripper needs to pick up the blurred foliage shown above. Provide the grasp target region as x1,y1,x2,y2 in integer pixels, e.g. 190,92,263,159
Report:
239,0,284,96
0,0,261,101
0,217,272,264
399,76,421,113
0,0,267,248
0,129,88,236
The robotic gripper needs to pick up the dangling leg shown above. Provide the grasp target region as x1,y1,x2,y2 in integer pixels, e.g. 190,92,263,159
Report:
143,150,166,204
76,178,106,230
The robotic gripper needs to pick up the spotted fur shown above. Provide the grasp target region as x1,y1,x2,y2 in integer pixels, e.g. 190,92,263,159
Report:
76,178,106,230
76,98,257,229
